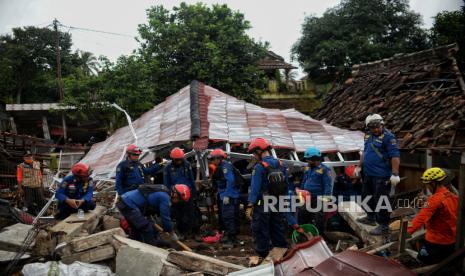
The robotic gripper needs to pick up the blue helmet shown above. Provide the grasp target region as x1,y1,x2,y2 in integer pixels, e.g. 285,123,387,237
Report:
304,147,321,159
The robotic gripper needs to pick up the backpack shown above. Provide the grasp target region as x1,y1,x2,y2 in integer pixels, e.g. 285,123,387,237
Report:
261,161,288,196
212,162,246,190
137,184,170,214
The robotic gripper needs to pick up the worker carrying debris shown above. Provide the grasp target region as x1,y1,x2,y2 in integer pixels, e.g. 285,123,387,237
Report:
246,137,303,258
164,147,201,239
408,167,458,264
115,144,163,195
117,183,190,247
16,151,47,216
356,114,400,235
299,146,332,234
55,163,96,220
209,148,240,248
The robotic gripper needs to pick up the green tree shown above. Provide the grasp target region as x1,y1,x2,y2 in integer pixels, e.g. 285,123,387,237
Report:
0,26,78,103
431,2,465,70
138,2,267,102
77,50,99,76
292,0,430,82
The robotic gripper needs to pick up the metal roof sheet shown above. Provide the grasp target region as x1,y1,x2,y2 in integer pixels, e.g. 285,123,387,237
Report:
81,81,363,178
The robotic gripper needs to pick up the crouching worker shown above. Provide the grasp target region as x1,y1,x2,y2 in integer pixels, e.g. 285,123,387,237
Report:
117,183,190,247
408,168,458,264
209,149,240,248
55,163,96,220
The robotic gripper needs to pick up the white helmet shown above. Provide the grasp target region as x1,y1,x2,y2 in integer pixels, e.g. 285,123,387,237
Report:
365,114,384,127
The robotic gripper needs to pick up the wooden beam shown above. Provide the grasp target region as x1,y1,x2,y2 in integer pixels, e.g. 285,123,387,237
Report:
42,115,51,140
61,244,115,265
51,205,106,242
338,201,383,245
261,247,287,264
397,219,408,253
167,251,245,276
70,227,126,252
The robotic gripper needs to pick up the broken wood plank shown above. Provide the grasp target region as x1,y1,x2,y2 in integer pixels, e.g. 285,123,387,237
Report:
50,205,106,242
61,244,115,265
261,247,287,264
338,201,383,245
70,227,125,252
397,219,409,254
0,223,34,252
167,251,245,276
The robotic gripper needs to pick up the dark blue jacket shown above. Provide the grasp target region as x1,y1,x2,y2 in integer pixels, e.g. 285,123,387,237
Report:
248,156,296,226
163,160,196,196
362,129,400,178
213,161,240,200
301,164,333,197
115,159,162,195
121,189,173,232
56,174,93,203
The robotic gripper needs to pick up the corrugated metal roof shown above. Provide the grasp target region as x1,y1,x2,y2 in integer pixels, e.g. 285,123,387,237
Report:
81,81,363,177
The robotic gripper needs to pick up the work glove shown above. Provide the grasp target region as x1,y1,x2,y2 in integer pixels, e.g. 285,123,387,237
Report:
353,166,362,178
170,232,179,242
245,205,253,221
293,224,305,234
390,174,401,186
223,196,230,205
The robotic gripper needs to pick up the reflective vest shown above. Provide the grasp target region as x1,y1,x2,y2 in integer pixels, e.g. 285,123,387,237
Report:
17,161,42,188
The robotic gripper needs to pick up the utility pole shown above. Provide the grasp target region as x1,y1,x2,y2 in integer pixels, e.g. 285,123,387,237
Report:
53,19,64,101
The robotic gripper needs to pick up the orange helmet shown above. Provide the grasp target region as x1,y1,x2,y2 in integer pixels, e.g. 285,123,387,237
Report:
345,165,356,178
170,147,185,159
173,184,191,202
248,137,271,153
127,144,142,155
209,148,227,159
296,188,311,203
71,163,91,177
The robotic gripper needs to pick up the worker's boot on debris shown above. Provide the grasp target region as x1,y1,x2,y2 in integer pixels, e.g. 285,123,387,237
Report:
356,216,376,226
369,224,389,236
222,236,237,249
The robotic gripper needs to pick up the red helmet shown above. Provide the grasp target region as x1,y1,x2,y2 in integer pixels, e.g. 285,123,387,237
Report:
71,163,90,177
127,144,142,155
173,184,191,202
248,137,271,153
209,148,227,159
345,165,356,178
170,147,185,159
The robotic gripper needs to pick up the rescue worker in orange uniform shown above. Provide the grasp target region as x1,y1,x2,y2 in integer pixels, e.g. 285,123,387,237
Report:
407,167,458,264
17,151,46,215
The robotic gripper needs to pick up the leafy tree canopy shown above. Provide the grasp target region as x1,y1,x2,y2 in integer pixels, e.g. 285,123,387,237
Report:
292,0,430,82
137,2,268,102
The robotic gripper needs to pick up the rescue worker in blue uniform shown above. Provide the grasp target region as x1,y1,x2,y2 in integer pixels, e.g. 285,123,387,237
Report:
115,144,163,196
356,114,400,235
117,183,190,247
209,149,240,248
163,147,200,238
300,146,333,233
246,138,304,258
55,163,96,220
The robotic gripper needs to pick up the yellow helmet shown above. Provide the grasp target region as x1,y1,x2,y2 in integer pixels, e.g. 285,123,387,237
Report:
421,167,446,183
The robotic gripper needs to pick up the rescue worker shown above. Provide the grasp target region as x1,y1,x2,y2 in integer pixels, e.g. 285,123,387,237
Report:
408,168,458,264
115,144,163,195
209,149,240,248
117,183,190,247
16,151,46,215
356,114,400,235
163,147,200,238
246,137,303,258
300,147,332,233
55,163,96,220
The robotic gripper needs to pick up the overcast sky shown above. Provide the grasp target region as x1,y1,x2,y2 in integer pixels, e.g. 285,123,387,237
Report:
0,0,462,76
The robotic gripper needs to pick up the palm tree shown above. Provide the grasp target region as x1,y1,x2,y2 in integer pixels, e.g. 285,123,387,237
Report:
78,50,98,75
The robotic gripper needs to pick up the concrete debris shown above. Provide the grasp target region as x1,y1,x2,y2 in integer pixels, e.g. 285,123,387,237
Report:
0,223,34,252
167,250,245,275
